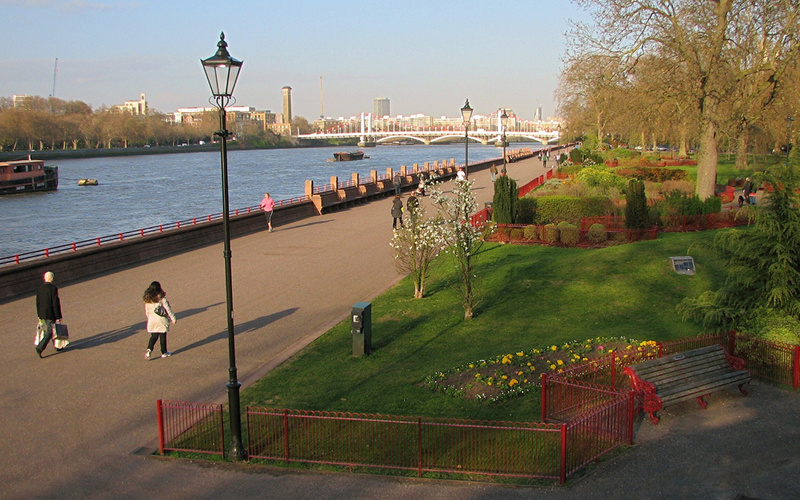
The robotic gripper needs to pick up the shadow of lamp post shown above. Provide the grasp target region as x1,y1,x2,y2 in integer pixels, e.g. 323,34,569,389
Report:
461,99,473,179
201,32,246,462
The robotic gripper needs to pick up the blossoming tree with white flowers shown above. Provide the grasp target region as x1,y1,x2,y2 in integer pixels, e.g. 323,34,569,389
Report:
430,177,484,319
389,183,447,299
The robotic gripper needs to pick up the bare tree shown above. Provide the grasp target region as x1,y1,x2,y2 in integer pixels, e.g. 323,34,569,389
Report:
570,0,800,199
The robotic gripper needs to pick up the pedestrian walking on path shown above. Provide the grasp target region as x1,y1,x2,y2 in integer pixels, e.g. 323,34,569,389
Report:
259,192,276,232
143,281,176,359
35,271,63,358
391,195,404,229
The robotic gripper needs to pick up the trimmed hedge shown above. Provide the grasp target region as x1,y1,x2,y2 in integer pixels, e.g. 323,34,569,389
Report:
533,195,617,224
557,222,580,246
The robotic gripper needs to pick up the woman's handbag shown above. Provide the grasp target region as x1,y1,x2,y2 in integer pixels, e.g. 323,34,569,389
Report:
154,300,168,318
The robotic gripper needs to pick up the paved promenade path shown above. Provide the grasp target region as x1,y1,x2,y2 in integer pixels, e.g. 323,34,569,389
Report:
3,155,799,500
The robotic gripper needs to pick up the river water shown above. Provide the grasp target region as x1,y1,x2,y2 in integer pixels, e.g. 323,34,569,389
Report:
1,143,539,257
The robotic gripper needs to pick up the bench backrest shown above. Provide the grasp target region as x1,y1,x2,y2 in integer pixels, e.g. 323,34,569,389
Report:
628,345,735,386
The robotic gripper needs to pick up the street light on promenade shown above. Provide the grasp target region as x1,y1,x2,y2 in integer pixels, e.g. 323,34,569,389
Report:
201,32,246,462
461,99,473,178
500,110,509,175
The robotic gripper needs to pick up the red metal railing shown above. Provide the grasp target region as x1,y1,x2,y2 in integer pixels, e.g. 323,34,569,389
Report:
156,331,798,483
245,407,565,481
0,195,309,267
156,399,224,457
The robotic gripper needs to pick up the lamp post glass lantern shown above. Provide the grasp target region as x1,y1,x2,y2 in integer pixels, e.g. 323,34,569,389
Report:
461,99,473,178
201,32,246,462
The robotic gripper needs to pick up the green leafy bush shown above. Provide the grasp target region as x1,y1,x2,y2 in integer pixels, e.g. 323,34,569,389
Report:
535,195,616,224
625,179,649,229
509,228,524,241
587,223,608,243
662,190,722,216
523,225,539,240
576,167,627,192
542,223,558,243
557,222,580,246
516,197,537,224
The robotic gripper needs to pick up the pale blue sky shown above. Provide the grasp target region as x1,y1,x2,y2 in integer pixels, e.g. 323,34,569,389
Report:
1,0,588,120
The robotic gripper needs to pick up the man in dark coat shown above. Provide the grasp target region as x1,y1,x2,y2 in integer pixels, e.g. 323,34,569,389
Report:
35,271,63,358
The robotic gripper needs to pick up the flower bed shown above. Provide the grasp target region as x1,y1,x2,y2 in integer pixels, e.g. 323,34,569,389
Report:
423,337,658,403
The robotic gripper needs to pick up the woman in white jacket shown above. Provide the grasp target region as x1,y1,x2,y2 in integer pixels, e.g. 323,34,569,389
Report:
143,281,177,359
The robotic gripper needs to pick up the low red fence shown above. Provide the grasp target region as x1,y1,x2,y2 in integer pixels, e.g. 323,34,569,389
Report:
156,399,224,457
246,408,565,481
487,223,658,246
518,169,555,197
156,332,799,483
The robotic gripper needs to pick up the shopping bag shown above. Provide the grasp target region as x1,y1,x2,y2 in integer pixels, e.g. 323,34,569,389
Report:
53,323,70,350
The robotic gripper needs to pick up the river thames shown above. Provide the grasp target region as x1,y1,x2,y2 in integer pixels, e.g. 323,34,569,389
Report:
1,143,540,258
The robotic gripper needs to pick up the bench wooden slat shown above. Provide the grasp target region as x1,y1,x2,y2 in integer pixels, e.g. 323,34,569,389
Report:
624,344,750,424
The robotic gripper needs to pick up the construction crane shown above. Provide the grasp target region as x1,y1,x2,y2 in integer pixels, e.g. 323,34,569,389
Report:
319,76,324,119
50,58,58,97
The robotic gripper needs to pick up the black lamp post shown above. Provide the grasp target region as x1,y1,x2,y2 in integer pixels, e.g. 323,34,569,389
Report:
201,32,246,462
500,110,509,175
461,99,473,178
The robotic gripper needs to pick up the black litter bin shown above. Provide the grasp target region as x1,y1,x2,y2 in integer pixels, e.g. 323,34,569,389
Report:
351,301,372,356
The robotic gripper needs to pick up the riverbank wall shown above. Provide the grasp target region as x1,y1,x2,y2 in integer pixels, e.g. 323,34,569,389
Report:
1,150,542,302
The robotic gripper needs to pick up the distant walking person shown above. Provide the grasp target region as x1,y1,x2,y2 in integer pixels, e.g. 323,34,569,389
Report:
259,192,276,232
143,281,177,360
391,195,404,229
394,172,403,195
35,271,63,358
490,164,498,183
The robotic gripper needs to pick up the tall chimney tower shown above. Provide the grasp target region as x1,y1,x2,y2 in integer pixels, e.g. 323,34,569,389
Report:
282,86,293,123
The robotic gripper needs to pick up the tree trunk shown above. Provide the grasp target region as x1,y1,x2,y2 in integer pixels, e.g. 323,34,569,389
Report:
679,127,688,157
696,120,719,200
735,128,749,170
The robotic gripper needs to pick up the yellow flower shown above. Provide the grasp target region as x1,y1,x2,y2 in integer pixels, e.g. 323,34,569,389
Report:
509,379,518,387
517,351,525,357
517,371,524,376
582,357,588,361
469,364,474,368
501,375,508,380
530,366,536,371
550,364,557,370
524,379,528,383
557,359,564,366
551,346,558,352
475,373,481,378
487,382,492,386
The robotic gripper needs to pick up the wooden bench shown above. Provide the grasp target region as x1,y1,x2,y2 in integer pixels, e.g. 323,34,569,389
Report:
623,345,751,425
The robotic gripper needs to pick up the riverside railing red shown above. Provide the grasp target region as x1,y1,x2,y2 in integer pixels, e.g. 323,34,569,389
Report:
245,407,566,481
0,195,309,267
156,399,224,457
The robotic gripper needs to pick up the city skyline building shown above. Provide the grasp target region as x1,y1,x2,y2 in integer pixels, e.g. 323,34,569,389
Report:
282,86,292,124
373,97,390,118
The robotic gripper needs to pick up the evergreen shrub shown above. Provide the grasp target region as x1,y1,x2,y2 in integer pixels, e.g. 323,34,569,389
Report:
523,224,539,240
516,197,537,224
587,223,608,243
509,228,524,241
535,195,616,224
558,222,580,246
542,223,559,243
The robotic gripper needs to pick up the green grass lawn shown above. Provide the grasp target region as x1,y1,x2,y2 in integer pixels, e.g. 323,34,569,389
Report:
242,230,731,422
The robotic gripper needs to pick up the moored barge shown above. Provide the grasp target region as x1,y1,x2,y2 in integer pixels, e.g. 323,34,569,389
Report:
0,157,58,195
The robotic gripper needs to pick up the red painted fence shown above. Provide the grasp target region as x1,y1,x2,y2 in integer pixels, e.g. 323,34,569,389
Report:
156,340,798,482
156,399,225,457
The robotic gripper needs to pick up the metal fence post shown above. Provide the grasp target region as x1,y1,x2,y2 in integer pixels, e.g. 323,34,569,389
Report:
541,373,548,422
283,410,290,463
560,423,567,485
417,417,423,477
156,399,165,455
793,346,800,391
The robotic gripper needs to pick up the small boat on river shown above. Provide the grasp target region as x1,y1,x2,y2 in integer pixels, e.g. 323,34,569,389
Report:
0,157,58,195
330,150,368,162
78,179,99,186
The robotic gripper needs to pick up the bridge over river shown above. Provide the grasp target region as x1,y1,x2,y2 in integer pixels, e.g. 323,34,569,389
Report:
297,110,560,146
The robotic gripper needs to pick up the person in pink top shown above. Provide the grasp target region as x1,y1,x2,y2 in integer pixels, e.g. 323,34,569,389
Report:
259,192,276,232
